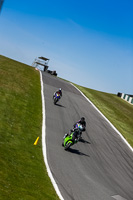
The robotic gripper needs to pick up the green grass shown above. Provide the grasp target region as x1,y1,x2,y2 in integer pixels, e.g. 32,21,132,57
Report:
0,55,59,200
74,84,133,148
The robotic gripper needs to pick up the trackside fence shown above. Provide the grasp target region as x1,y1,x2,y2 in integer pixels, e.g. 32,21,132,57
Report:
117,93,133,105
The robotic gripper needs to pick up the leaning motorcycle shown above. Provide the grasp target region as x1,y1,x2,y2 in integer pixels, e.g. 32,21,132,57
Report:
62,124,83,150
53,93,60,104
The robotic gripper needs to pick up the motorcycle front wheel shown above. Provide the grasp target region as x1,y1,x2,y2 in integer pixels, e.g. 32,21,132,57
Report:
54,98,57,104
62,141,64,147
64,142,71,150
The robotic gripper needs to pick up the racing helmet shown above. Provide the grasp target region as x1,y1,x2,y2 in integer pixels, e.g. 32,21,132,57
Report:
81,117,85,123
59,88,62,91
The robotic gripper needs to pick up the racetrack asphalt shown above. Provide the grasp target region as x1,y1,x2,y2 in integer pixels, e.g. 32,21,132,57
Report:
41,72,133,200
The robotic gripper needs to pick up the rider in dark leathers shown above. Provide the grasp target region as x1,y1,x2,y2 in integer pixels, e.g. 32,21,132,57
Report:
73,117,86,132
71,117,86,140
64,117,86,142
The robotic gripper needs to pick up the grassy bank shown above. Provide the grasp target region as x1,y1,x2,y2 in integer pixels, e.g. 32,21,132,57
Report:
74,84,133,148
0,55,59,200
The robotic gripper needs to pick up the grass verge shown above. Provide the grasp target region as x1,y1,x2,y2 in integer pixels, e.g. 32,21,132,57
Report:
74,84,133,148
0,55,59,200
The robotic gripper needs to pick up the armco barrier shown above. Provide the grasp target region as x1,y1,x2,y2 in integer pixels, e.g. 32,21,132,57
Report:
121,93,133,105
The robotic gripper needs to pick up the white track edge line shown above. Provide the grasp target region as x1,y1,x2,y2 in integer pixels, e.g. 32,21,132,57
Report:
71,83,133,152
40,71,64,200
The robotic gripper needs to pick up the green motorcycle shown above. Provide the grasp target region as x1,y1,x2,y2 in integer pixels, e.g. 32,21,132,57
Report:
62,124,83,150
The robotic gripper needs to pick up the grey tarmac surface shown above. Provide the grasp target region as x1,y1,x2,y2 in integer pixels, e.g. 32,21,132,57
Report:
41,72,133,200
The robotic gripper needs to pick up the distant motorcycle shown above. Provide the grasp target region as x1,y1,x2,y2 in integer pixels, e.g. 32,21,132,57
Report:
62,124,83,150
53,93,61,104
